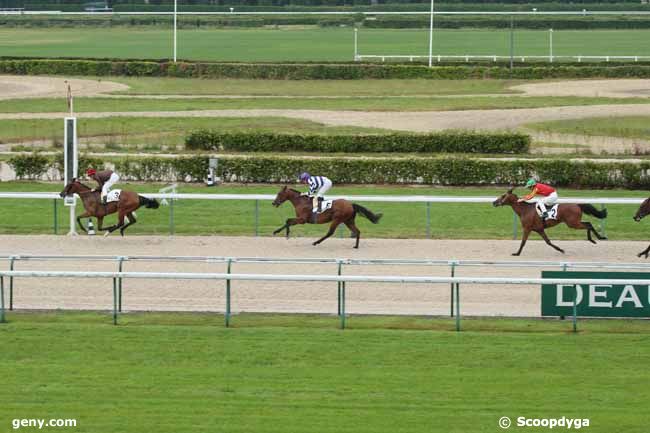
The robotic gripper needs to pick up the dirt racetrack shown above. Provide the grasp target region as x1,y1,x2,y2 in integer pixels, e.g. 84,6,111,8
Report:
2,235,649,318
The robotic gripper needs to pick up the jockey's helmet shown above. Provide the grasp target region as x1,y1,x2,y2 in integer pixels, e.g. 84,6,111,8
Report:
299,172,310,182
86,168,97,176
525,178,536,188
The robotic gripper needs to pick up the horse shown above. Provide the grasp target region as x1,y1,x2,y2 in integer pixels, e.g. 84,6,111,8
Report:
60,179,160,236
492,189,607,256
634,197,650,258
271,186,382,248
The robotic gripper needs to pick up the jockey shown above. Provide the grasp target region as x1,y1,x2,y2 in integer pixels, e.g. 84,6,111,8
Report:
299,172,332,220
519,178,558,222
86,168,120,204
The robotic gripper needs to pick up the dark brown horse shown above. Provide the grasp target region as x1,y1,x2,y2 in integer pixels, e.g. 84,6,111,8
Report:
634,197,650,258
493,189,607,256
271,186,382,248
60,179,159,236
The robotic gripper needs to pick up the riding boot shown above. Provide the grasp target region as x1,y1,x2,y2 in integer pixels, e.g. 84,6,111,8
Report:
311,212,318,224
101,195,107,205
317,197,323,213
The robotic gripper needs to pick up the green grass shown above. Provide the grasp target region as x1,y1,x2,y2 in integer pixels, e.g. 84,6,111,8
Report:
109,77,523,96
0,95,644,113
2,27,650,61
527,116,650,141
0,117,391,149
0,182,647,239
1,312,650,433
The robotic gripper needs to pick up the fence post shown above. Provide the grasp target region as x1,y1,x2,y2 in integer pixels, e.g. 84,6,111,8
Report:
117,257,124,312
9,257,15,311
600,203,607,238
426,202,431,238
112,277,118,325
1,276,5,324
340,280,346,330
572,285,578,333
455,283,461,331
169,198,175,236
450,262,456,317
254,200,259,237
225,258,232,328
337,260,342,316
53,199,58,234
512,211,518,239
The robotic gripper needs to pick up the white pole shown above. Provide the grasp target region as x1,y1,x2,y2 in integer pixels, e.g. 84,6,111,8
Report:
354,28,358,61
428,0,434,67
549,28,553,63
173,0,177,62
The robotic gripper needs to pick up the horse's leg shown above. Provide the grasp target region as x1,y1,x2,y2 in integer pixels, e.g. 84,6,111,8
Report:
96,216,107,231
583,221,607,241
76,212,91,233
536,229,565,254
120,212,137,236
313,221,340,246
104,211,126,236
344,220,361,249
273,217,305,239
638,244,650,259
512,229,531,256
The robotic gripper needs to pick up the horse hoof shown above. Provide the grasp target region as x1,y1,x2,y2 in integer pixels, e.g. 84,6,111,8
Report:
103,231,110,237
312,242,319,246
511,253,520,256
559,249,565,254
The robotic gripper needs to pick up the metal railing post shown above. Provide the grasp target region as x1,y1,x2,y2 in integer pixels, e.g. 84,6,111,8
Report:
0,276,5,323
53,199,58,234
426,201,431,238
112,277,118,325
225,258,232,327
340,280,346,330
337,260,343,316
254,200,259,237
455,283,461,331
450,262,456,317
600,203,607,238
117,257,124,312
573,285,578,333
9,257,15,311
169,198,175,236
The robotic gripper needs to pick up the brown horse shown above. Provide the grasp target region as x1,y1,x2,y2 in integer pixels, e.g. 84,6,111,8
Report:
271,186,382,248
493,189,607,256
634,197,650,258
60,179,159,236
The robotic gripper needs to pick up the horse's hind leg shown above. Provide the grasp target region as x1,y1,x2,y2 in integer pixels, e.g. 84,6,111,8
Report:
104,212,126,236
536,230,565,254
313,221,340,246
344,220,361,249
583,221,607,241
638,244,650,259
120,212,137,236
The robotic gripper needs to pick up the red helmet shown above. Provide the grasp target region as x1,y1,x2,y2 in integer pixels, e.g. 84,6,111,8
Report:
86,168,96,176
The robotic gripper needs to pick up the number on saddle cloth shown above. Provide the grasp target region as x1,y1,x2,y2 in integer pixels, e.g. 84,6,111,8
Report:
313,199,334,214
106,190,121,203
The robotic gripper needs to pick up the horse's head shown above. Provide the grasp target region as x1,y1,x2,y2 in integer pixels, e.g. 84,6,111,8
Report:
634,197,650,222
493,188,518,207
60,178,81,198
272,186,290,207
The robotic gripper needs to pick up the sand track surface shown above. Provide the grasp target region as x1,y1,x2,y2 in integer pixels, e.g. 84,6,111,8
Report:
2,236,649,317
0,75,129,100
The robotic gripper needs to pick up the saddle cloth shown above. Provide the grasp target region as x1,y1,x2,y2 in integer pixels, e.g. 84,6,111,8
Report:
106,190,121,203
536,203,559,220
313,200,334,214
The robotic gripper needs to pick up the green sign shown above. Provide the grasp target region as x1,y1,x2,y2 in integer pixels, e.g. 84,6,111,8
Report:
541,271,650,318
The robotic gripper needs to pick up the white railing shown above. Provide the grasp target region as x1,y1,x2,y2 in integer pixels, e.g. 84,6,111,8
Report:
4,11,650,16
355,54,650,63
1,267,648,330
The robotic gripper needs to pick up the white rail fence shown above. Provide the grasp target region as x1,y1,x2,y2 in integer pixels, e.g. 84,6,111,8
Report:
0,192,642,237
2,265,650,331
2,254,650,330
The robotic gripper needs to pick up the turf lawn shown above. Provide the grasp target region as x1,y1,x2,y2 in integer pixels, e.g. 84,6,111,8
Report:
1,27,650,61
1,312,649,433
0,182,646,240
526,116,650,141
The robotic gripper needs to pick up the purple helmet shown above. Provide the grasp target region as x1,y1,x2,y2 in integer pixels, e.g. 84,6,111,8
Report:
299,172,310,182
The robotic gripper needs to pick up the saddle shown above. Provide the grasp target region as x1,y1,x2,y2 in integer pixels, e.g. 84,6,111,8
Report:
105,190,121,203
536,203,559,220
313,199,334,214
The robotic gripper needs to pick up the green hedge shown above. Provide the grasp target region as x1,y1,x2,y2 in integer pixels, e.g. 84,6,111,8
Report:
184,131,531,154
3,59,650,80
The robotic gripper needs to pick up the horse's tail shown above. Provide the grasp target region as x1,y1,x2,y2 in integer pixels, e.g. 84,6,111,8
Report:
139,195,160,209
579,203,607,219
352,203,383,224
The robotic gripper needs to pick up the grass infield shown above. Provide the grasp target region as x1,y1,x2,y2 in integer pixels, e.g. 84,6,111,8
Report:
526,116,650,141
1,312,649,433
0,182,647,239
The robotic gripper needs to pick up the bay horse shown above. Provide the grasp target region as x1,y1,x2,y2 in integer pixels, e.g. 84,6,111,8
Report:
60,179,159,236
634,197,650,258
493,189,607,256
271,186,382,248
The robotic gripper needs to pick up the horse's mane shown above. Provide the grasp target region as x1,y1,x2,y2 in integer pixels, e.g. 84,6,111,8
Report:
289,188,302,194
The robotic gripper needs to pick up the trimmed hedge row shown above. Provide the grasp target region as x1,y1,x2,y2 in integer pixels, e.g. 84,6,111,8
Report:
8,153,650,187
184,131,531,154
3,59,650,80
